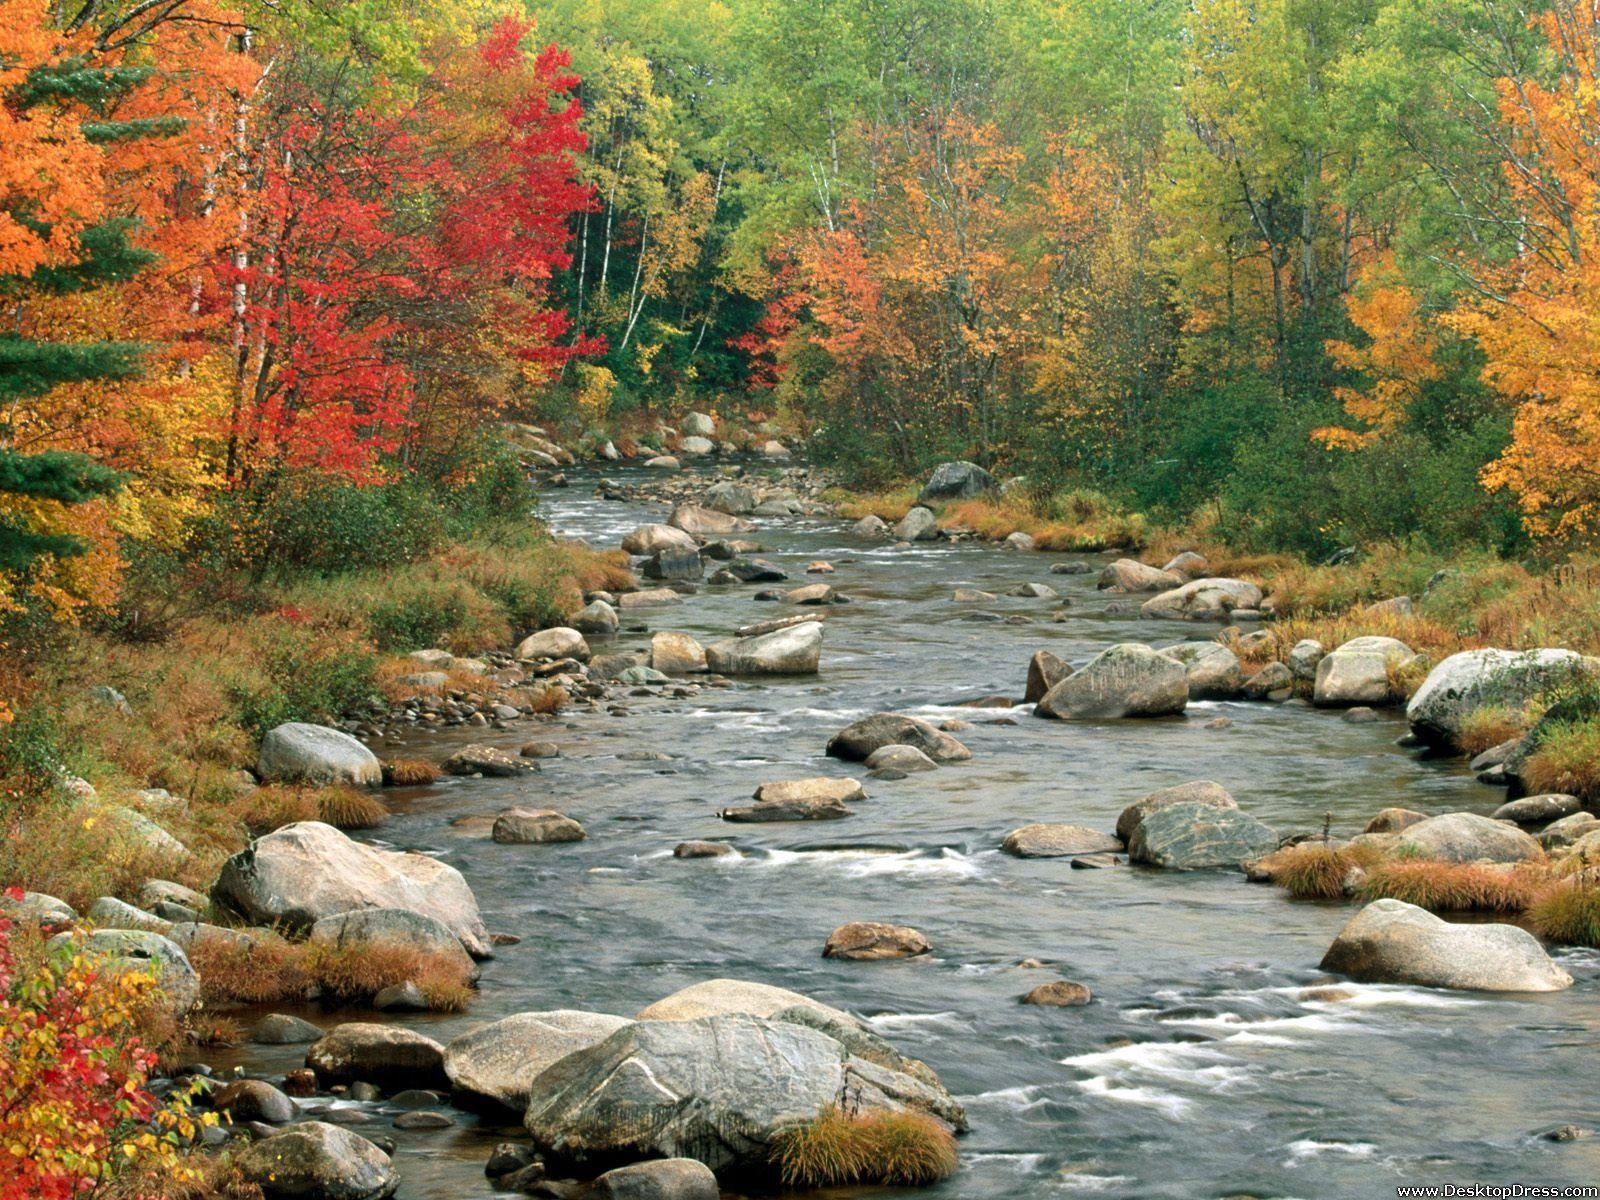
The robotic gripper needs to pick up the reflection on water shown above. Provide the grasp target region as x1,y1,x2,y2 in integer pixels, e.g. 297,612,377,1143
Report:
234,466,1600,1198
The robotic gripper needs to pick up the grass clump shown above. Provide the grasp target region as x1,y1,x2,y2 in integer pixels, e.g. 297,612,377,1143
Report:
1254,842,1382,900
1521,716,1600,804
769,1105,959,1188
315,786,389,830
825,485,919,523
188,930,473,1011
941,487,1147,551
1356,859,1552,913
1528,878,1600,947
383,758,440,786
1458,706,1533,756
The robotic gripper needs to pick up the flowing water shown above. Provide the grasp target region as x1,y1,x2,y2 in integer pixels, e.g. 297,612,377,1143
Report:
231,465,1600,1199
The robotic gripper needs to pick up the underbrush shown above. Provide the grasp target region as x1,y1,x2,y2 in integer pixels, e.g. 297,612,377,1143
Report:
768,1106,959,1188
1356,859,1552,913
186,931,473,1012
1252,842,1382,900
1457,706,1534,756
942,488,1147,550
1528,880,1600,947
826,485,919,523
1521,717,1600,803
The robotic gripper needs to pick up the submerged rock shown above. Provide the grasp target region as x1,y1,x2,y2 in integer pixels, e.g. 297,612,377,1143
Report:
752,778,865,805
863,744,938,772
1020,981,1091,1007
1320,899,1573,992
1116,781,1237,844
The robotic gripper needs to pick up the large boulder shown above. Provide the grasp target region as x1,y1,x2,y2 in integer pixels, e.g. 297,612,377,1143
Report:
523,1015,964,1173
703,481,756,515
642,548,704,582
636,979,854,1026
516,627,590,662
622,524,697,556
257,723,381,788
1312,636,1416,707
917,460,995,504
572,600,620,635
212,822,490,958
1390,812,1543,864
306,1023,447,1088
589,1159,719,1200
1320,899,1573,992
894,507,938,542
1160,642,1244,699
705,621,823,675
1034,643,1187,719
444,1010,632,1111
46,929,198,1018
1116,781,1237,843
308,908,477,980
825,712,971,763
1097,559,1181,593
1001,824,1122,858
1406,648,1600,749
669,502,752,537
235,1122,397,1200
651,632,707,675
1127,802,1278,870
1141,578,1263,621
1024,650,1071,704
682,411,716,438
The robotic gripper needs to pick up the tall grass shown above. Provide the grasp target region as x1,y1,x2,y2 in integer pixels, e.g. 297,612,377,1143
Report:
1253,842,1382,900
769,1106,958,1187
1356,860,1552,913
1522,718,1600,803
1529,880,1600,947
187,931,473,1012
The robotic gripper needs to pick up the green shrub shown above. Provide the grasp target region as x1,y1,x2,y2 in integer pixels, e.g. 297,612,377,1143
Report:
367,588,470,652
224,621,377,736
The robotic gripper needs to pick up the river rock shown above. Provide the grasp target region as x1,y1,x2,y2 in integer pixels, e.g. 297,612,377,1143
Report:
678,436,714,457
703,481,755,515
1025,650,1072,703
953,587,997,603
516,627,590,662
670,502,752,537
307,1023,447,1088
1288,639,1327,682
863,744,939,773
523,1015,963,1173
642,548,704,582
569,600,619,636
258,722,382,787
444,1010,633,1111
1242,661,1293,701
853,515,889,538
1493,793,1582,827
47,929,198,1017
1116,780,1236,843
1320,899,1573,992
1098,559,1181,593
618,587,683,609
442,744,537,777
1034,643,1187,719
215,1078,298,1125
588,1159,719,1200
823,922,930,960
87,896,172,933
1162,551,1208,577
1391,811,1542,863
1313,636,1417,707
645,455,681,470
753,778,865,805
1127,802,1278,870
493,808,586,844
1161,642,1244,699
1406,648,1600,748
1021,980,1091,1007
1141,578,1263,621
720,795,851,822
636,979,855,1025
894,507,938,542
720,557,787,583
785,583,836,605
236,1121,397,1200
1002,824,1122,858
1,890,76,929
253,1013,327,1044
1540,812,1600,849
674,841,736,859
918,460,995,504
1365,807,1427,834
650,632,707,675
213,821,490,957
761,439,790,459
826,712,972,762
705,620,822,675
622,524,697,556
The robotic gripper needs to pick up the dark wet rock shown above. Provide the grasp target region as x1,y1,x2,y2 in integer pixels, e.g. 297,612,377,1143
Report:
486,1143,539,1179
673,841,736,859
215,1079,298,1124
1025,650,1072,704
720,557,788,583
523,1015,964,1173
1128,802,1278,870
1070,853,1119,869
588,1158,720,1200
1493,793,1582,827
823,921,930,960
642,548,704,582
1541,1125,1592,1143
1034,643,1187,719
213,821,490,957
1115,780,1238,843
1392,812,1542,863
1021,981,1091,1007
493,808,587,844
917,460,995,504
393,1110,453,1130
283,1068,318,1097
258,722,382,787
306,1023,447,1088
1321,899,1573,992
826,712,972,762
720,796,851,822
236,1121,398,1200
1002,824,1122,858
444,1010,632,1112
1050,561,1094,575
253,1013,327,1045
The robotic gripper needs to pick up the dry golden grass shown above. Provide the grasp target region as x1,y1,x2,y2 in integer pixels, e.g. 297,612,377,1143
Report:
1522,719,1600,803
1528,879,1600,947
941,492,1147,551
383,758,441,786
189,930,473,1012
187,931,315,1005
1254,842,1383,900
315,786,389,830
528,684,569,715
1457,706,1533,757
769,1106,959,1188
826,485,920,523
1356,859,1554,913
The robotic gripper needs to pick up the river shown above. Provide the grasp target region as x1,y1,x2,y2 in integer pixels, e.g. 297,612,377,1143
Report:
228,464,1600,1199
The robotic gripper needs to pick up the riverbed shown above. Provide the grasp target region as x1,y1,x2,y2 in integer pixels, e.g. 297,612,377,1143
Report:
230,464,1600,1199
